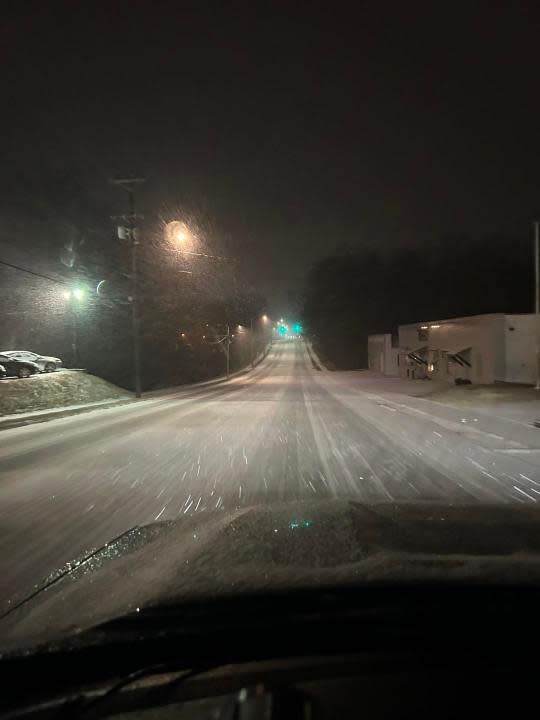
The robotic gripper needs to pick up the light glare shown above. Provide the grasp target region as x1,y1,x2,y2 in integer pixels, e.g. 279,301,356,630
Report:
166,221,192,247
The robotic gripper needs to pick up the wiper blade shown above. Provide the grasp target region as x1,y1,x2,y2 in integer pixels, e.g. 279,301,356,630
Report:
2,662,212,720
1,523,170,622
74,663,209,720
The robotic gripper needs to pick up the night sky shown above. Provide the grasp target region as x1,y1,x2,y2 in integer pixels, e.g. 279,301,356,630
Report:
2,1,540,312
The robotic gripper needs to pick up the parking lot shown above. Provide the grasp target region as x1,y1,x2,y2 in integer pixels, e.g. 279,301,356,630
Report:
0,368,70,383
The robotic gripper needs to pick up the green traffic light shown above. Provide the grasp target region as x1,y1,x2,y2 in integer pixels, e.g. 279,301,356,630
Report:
293,323,303,334
289,519,312,530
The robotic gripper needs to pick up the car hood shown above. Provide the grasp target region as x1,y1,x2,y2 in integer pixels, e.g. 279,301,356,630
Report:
2,500,540,651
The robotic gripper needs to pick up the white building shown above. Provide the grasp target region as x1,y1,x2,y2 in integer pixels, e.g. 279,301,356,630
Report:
367,333,399,376
398,313,540,385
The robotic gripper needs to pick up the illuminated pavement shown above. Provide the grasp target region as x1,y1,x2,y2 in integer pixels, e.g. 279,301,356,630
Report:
1,340,540,611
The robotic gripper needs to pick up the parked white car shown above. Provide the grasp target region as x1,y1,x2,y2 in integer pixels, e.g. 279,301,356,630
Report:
1,350,63,372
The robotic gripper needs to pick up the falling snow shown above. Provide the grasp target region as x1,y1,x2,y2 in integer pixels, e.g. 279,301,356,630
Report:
1,341,540,613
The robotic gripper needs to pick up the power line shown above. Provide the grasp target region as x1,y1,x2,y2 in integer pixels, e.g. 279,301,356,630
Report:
0,258,68,286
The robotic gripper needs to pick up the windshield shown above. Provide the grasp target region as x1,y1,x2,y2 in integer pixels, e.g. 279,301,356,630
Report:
1,2,540,658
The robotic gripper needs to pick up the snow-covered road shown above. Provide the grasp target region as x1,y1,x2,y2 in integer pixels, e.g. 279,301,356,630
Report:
1,340,540,611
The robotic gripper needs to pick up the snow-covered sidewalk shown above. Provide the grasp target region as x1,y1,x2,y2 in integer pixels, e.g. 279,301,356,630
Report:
321,370,540,428
312,370,540,479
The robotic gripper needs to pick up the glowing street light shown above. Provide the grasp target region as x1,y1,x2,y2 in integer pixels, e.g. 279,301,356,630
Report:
165,221,193,247
62,287,85,301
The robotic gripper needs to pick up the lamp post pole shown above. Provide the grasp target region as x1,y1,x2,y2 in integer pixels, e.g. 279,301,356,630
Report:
71,297,78,367
250,317,255,369
535,221,540,390
226,323,230,379
111,177,145,398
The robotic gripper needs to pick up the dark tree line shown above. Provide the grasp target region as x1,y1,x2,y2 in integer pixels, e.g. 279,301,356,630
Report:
302,234,534,369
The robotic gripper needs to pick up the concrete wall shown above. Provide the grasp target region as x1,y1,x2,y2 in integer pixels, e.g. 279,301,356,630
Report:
368,333,399,376
387,346,399,376
399,314,505,384
504,315,539,384
368,334,385,373
399,313,539,385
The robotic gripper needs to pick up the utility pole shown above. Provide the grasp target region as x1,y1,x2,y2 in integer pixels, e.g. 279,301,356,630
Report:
535,221,540,390
71,298,78,367
226,323,230,379
250,317,255,369
111,177,146,398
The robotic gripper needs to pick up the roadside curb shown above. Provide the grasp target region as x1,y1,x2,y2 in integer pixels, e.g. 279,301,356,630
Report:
0,345,274,431
305,341,326,371
0,398,135,431
142,344,272,398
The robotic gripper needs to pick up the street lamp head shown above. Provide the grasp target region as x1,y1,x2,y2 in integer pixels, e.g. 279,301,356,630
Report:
262,314,268,322
165,221,192,247
73,288,84,301
62,289,72,300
